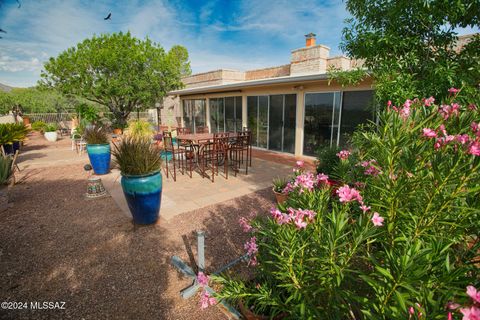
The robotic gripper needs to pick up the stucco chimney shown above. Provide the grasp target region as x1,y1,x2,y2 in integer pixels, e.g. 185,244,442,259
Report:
290,33,330,75
305,33,316,47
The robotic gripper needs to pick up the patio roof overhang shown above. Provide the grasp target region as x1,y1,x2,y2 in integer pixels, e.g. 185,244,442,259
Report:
168,73,331,96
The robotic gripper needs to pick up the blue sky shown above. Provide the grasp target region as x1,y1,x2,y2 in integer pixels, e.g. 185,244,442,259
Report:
0,0,478,88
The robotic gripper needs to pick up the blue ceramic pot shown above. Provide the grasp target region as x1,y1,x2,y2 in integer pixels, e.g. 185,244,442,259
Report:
121,171,162,224
86,143,111,175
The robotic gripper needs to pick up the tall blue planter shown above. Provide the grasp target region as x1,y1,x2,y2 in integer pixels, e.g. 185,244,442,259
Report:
86,143,111,175
121,171,162,224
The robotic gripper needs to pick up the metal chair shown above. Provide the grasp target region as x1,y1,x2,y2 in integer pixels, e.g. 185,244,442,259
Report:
177,127,191,135
196,126,209,134
230,132,249,176
243,127,253,167
163,131,188,182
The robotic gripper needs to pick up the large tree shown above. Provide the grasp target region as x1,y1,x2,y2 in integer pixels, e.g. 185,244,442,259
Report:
341,0,480,103
40,32,190,125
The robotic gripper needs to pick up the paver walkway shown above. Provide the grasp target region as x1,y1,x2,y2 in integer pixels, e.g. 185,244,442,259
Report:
18,133,294,221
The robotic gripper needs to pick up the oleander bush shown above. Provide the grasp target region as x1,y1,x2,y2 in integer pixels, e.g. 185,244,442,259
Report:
214,90,480,319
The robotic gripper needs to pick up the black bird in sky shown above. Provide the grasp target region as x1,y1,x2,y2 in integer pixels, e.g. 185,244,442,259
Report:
104,13,111,20
16,0,21,8
0,29,6,33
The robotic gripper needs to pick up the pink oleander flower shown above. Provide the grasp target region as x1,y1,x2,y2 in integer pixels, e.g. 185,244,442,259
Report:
199,290,217,309
469,104,477,111
360,204,371,213
238,217,253,233
336,150,351,160
469,141,480,156
467,286,480,304
440,104,452,120
400,105,411,119
460,306,480,320
371,212,384,226
317,173,329,185
296,160,304,167
244,236,258,256
439,124,448,136
409,306,415,315
294,217,307,229
404,99,413,108
456,134,470,145
422,128,437,138
387,100,392,107
424,96,435,106
336,185,363,203
197,272,209,287
448,87,460,94
472,122,480,135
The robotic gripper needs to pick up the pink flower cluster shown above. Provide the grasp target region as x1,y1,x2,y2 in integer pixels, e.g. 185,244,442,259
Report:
199,291,217,309
238,217,253,233
196,272,217,309
423,96,435,107
336,150,351,160
423,123,480,157
270,207,317,229
336,185,384,227
283,172,330,194
244,236,258,266
439,103,460,120
448,286,480,320
359,159,382,176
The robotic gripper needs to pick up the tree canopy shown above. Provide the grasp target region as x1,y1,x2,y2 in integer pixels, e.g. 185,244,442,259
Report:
341,0,480,103
40,32,191,125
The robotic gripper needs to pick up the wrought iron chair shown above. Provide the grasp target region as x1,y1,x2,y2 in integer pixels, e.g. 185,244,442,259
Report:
230,132,249,176
196,126,209,134
177,127,191,135
162,131,188,182
243,127,253,167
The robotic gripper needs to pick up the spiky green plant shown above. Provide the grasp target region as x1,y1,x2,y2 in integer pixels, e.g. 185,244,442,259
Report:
31,121,47,132
111,136,162,176
0,123,30,145
44,123,58,132
84,126,109,144
272,177,287,193
0,155,13,185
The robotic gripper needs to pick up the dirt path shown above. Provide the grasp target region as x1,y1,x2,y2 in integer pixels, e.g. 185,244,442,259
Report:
0,138,276,319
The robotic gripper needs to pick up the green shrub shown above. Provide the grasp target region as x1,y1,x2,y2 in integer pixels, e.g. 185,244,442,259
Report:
125,120,154,140
214,92,480,319
31,121,47,132
111,136,162,176
315,143,341,176
44,123,58,132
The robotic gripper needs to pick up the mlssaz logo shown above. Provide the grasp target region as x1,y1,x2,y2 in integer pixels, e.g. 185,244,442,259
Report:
30,302,66,310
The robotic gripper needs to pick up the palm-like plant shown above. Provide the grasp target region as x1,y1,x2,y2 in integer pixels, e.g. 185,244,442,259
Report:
125,120,154,140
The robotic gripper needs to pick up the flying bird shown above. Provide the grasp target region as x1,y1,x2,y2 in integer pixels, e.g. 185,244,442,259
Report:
0,29,6,33
104,13,111,20
16,0,21,8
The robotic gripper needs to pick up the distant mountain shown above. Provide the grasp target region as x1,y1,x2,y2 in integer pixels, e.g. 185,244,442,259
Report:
0,83,13,92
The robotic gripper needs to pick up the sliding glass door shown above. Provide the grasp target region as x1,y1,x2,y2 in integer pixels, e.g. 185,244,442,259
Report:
247,94,296,153
303,90,374,156
182,99,206,133
209,96,242,133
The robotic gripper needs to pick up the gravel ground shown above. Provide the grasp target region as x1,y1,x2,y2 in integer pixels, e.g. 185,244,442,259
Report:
0,137,275,320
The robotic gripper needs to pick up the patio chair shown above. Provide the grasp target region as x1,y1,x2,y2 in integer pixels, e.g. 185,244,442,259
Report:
243,127,253,167
230,132,249,176
163,131,188,182
213,132,230,180
196,126,209,134
198,138,216,182
177,127,191,135
176,137,194,179
59,121,71,136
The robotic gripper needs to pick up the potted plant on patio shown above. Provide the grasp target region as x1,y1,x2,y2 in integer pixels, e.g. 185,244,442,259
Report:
272,177,288,204
84,126,111,175
44,123,59,142
112,121,124,135
112,136,163,225
0,123,29,155
0,154,13,212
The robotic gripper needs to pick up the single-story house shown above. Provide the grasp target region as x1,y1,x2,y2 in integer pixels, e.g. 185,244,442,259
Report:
165,33,475,158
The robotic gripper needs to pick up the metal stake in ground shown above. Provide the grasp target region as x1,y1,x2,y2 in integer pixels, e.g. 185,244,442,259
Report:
171,230,247,319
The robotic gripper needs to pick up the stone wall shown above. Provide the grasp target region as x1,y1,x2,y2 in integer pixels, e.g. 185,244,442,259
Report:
245,65,290,80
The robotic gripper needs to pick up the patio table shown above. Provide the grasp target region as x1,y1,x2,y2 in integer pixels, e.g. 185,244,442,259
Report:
177,132,239,166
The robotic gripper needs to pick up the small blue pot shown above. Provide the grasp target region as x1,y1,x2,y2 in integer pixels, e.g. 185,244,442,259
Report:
121,171,162,224
86,143,111,175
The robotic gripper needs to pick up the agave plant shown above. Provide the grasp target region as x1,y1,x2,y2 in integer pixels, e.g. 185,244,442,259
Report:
111,136,162,176
84,126,109,145
272,177,287,193
0,155,13,185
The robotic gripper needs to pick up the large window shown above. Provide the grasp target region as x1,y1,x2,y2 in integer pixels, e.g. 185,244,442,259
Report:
303,90,374,156
247,94,296,153
209,96,242,133
182,99,206,133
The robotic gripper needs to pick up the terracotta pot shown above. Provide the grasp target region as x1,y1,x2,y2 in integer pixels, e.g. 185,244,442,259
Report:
113,128,123,135
272,188,287,205
238,301,286,320
22,116,30,125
